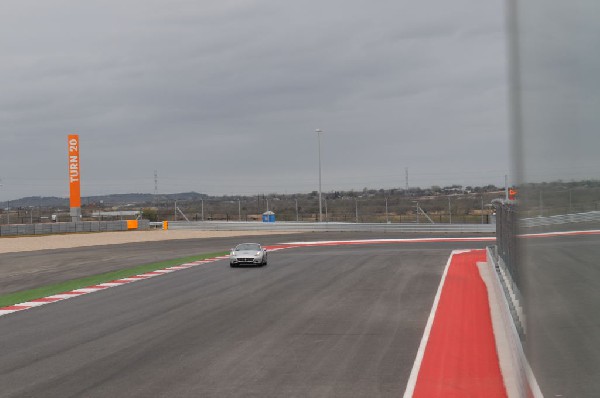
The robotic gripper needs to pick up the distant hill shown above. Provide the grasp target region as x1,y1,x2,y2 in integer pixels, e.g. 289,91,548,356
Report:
8,192,207,208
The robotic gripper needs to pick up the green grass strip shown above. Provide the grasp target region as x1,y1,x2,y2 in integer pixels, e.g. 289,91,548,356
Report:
0,251,227,308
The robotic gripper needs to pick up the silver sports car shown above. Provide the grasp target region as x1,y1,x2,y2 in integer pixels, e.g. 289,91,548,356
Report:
229,243,268,267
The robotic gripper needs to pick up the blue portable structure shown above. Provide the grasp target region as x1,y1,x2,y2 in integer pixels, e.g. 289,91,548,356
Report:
262,211,275,223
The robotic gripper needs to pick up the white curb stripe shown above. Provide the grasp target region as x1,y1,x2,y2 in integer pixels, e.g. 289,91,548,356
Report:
0,256,225,317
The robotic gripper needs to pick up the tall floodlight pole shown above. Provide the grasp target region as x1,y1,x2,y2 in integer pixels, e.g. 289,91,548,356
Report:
295,198,299,221
481,195,485,224
315,129,324,222
385,196,389,224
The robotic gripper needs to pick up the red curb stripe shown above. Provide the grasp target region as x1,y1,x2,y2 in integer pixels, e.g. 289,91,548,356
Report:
28,297,63,303
0,305,31,311
413,250,507,398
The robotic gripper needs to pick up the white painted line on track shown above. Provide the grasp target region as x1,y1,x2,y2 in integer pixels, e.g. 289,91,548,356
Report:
520,229,600,238
284,237,495,246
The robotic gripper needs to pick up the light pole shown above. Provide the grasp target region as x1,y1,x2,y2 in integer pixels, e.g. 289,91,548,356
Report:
315,129,324,222
295,198,299,222
481,195,485,224
384,196,389,224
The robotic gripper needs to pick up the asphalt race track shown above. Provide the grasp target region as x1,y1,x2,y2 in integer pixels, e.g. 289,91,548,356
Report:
0,236,490,397
0,232,491,295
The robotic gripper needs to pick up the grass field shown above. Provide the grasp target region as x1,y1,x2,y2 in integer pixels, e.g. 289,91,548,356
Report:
0,251,227,308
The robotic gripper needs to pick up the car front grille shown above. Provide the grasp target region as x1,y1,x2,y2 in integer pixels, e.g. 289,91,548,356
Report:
238,258,255,262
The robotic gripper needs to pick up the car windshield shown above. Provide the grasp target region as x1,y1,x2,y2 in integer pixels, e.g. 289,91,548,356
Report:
235,243,260,251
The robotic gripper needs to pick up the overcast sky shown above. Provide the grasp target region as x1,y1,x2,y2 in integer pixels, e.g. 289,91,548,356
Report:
0,0,511,200
514,0,600,185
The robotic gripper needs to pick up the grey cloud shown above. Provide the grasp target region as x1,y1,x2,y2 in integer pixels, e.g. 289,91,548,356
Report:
0,0,511,198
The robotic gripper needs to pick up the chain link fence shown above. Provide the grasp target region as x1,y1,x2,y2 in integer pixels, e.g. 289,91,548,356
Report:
493,200,519,288
0,220,150,236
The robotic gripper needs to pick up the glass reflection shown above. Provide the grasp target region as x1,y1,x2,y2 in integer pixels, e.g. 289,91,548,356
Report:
508,0,600,396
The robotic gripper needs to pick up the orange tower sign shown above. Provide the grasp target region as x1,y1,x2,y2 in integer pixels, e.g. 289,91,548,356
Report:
68,134,81,220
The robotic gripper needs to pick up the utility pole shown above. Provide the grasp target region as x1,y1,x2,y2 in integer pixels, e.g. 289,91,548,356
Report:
448,197,452,224
405,167,409,192
355,198,358,223
238,199,241,221
201,199,204,221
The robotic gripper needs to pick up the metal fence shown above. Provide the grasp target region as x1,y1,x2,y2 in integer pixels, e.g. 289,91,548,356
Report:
493,200,519,288
520,210,600,227
168,221,495,233
494,204,600,292
0,220,150,237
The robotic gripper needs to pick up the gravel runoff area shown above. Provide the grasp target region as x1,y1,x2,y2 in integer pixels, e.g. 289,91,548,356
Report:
0,230,301,254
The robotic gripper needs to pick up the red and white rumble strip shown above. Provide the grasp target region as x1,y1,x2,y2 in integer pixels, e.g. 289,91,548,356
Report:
2,237,549,396
0,238,492,318
0,255,230,317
